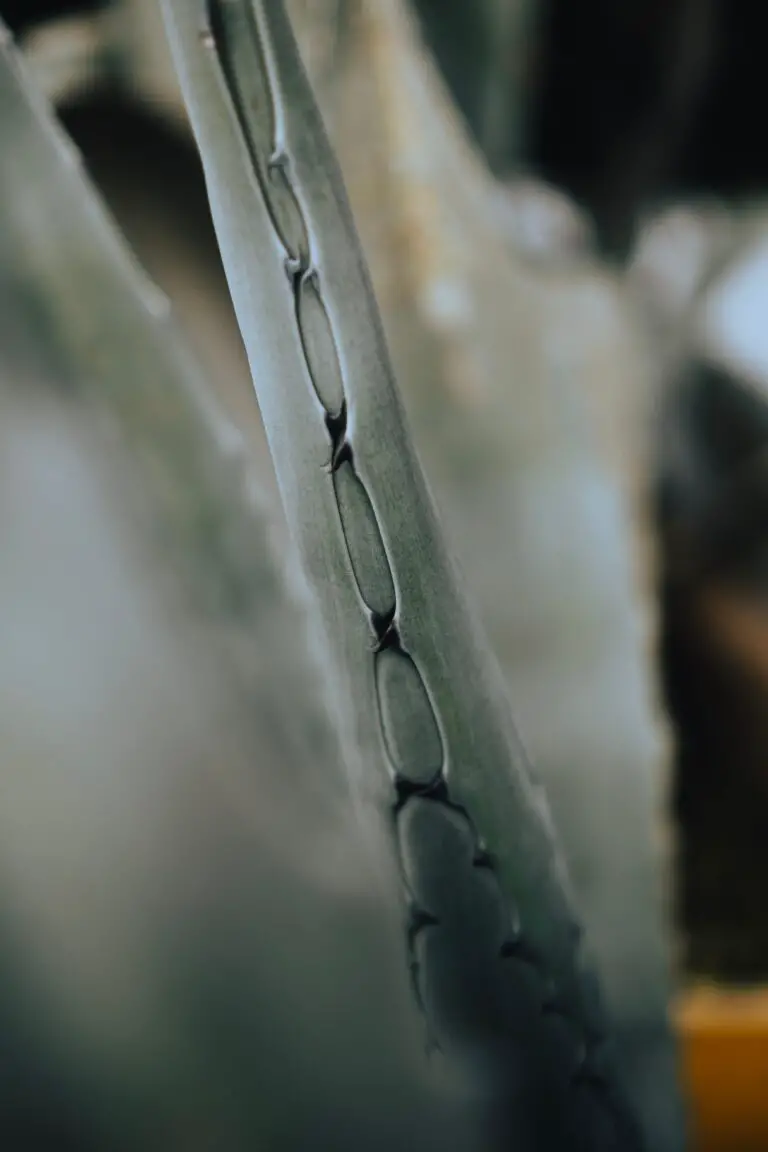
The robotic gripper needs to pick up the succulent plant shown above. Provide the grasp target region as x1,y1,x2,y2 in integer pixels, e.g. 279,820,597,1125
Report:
157,1,665,1146
0,3,690,1146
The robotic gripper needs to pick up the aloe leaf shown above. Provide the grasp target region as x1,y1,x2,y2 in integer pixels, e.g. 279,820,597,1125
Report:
0,23,458,1149
160,2,649,1145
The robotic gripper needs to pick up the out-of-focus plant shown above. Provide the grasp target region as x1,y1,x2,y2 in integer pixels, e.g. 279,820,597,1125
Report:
409,0,532,174
632,199,768,983
0,20,460,1149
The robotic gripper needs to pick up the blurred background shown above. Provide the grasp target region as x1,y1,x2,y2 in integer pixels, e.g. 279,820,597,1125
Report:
3,0,768,1148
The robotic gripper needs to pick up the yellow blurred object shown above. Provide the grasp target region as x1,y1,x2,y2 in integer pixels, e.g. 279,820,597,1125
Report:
677,985,768,1151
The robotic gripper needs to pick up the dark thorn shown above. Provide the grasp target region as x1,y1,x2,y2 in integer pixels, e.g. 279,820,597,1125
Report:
369,606,398,650
373,620,401,653
499,937,539,966
323,402,350,472
324,402,347,444
473,845,496,870
268,148,288,174
394,772,450,812
407,905,440,941
330,438,352,473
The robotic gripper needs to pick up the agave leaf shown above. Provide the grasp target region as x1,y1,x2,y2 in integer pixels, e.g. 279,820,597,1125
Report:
313,7,685,1148
0,23,462,1150
160,2,648,1145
